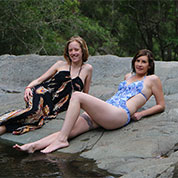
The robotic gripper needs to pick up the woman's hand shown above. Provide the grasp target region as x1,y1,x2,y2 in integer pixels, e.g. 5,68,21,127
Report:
24,87,33,102
131,112,143,121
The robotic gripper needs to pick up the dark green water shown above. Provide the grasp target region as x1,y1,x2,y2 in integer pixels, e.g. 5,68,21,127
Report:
0,142,118,178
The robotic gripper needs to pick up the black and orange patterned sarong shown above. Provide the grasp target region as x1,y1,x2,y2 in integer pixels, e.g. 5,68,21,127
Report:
0,69,83,135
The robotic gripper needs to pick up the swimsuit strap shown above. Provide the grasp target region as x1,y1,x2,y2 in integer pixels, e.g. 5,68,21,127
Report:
69,65,71,73
78,66,82,76
69,65,82,78
140,91,147,100
143,76,146,80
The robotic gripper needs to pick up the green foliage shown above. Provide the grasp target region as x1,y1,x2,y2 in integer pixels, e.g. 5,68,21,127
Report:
0,0,79,55
0,0,177,61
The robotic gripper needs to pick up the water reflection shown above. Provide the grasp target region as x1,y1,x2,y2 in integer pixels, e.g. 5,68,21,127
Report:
0,143,117,178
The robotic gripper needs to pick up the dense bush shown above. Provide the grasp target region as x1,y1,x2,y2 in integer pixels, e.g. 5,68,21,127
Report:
0,0,177,61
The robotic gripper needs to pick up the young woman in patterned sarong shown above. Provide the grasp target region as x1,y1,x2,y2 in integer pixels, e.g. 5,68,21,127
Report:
13,49,165,154
0,36,93,135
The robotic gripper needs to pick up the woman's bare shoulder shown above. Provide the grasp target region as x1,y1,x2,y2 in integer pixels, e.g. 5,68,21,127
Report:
56,60,67,66
53,60,68,72
146,75,162,86
82,63,93,72
83,63,93,69
124,72,132,80
147,74,160,81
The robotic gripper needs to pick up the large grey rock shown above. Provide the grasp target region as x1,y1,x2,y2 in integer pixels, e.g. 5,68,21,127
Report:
0,54,178,178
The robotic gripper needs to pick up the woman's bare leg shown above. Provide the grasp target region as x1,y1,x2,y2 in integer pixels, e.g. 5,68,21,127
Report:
41,92,127,153
13,132,60,153
13,114,95,153
0,126,6,135
69,113,99,138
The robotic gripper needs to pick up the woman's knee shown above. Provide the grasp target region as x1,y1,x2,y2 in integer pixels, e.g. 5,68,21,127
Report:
71,91,84,102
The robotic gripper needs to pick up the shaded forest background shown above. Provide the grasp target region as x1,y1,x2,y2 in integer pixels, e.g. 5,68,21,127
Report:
0,0,177,61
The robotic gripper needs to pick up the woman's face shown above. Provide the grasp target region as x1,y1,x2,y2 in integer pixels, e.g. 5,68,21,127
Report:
134,55,150,75
68,41,83,64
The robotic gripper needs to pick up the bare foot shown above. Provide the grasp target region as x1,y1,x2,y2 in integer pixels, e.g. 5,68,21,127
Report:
41,140,69,154
13,143,36,153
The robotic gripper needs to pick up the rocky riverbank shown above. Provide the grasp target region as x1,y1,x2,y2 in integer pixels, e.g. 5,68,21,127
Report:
0,54,178,177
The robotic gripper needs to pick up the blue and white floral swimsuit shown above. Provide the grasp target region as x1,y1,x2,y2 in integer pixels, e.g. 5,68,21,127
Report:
106,76,147,125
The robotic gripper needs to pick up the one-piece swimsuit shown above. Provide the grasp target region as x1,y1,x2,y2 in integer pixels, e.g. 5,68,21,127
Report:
106,76,147,125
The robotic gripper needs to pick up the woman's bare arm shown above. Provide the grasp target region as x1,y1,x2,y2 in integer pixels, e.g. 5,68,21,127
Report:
132,75,165,120
82,64,93,94
24,60,63,102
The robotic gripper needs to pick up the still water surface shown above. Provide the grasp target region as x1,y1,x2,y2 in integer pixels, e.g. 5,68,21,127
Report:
0,142,118,178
